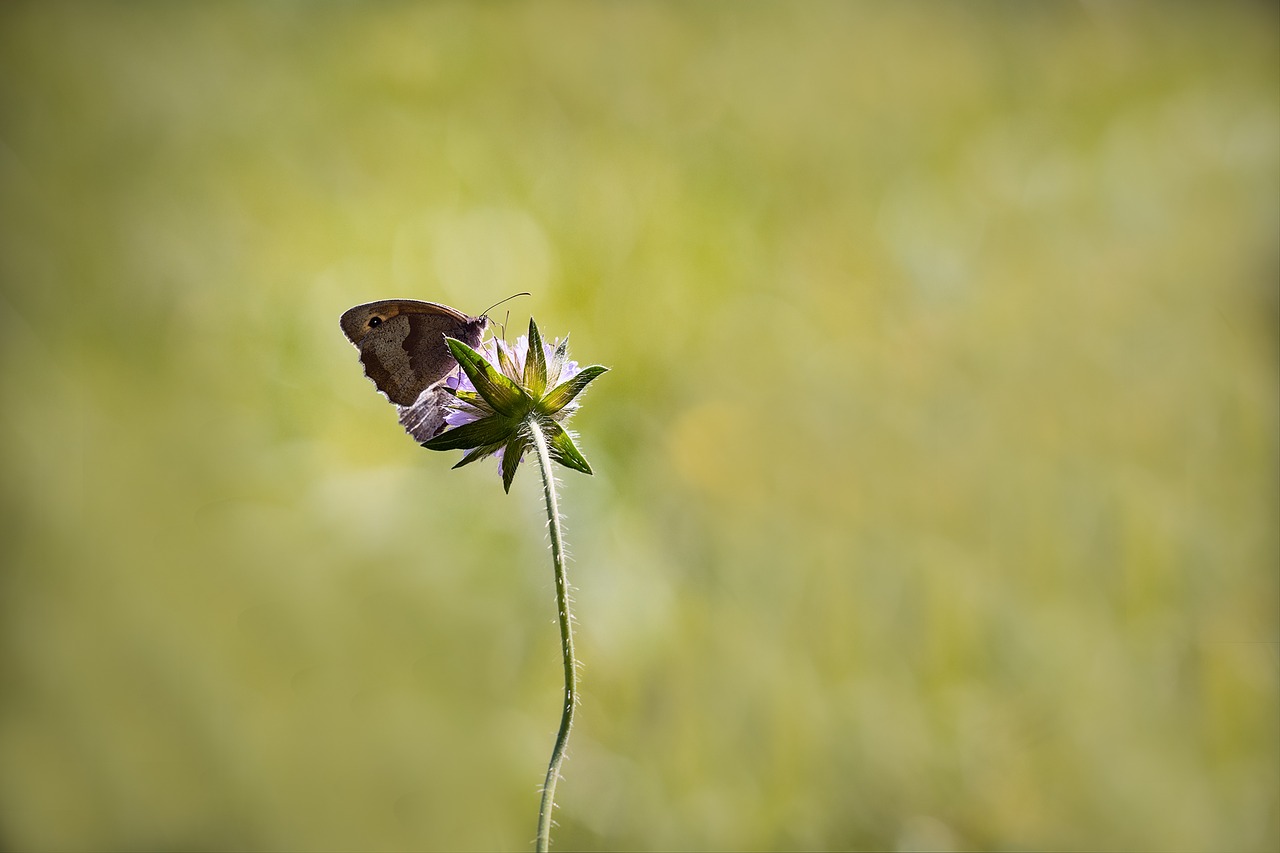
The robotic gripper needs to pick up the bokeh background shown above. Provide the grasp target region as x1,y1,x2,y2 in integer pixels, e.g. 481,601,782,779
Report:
1,3,1276,851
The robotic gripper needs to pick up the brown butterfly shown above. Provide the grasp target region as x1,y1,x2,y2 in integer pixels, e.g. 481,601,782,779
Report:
340,295,527,442
340,299,488,442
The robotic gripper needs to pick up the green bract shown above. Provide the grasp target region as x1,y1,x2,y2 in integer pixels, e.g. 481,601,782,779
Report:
421,318,608,493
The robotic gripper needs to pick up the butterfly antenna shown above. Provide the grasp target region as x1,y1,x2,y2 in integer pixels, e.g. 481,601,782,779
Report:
479,291,530,320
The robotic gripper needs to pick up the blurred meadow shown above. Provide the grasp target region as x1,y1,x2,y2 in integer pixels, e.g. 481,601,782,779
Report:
1,3,1277,851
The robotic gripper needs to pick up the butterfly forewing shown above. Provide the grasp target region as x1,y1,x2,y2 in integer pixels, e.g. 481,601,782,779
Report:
341,299,488,435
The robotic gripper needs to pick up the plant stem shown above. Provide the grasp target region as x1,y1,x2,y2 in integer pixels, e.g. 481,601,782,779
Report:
529,417,576,853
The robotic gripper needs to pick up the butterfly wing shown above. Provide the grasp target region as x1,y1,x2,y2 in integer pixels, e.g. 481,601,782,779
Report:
397,384,453,442
341,299,487,428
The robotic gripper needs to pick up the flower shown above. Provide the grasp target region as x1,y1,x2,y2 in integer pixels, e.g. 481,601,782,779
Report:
421,318,608,492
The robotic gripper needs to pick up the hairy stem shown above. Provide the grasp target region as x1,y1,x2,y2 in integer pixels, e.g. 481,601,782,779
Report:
529,417,576,852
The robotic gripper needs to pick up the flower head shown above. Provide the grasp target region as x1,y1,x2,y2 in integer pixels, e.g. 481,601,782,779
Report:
421,318,608,492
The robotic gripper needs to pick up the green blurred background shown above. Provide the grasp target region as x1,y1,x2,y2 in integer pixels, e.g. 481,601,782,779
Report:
1,3,1276,851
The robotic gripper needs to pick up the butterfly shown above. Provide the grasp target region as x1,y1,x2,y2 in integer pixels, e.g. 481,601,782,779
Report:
339,299,489,442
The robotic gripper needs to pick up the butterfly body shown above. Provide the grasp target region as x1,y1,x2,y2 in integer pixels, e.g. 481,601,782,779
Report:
340,299,487,440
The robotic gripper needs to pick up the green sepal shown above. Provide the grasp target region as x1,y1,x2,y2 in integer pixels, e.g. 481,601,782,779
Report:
495,338,521,384
501,433,530,493
421,413,519,451
523,318,548,397
451,442,504,469
445,337,530,415
543,420,593,475
542,365,609,415
546,335,570,386
446,387,490,410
